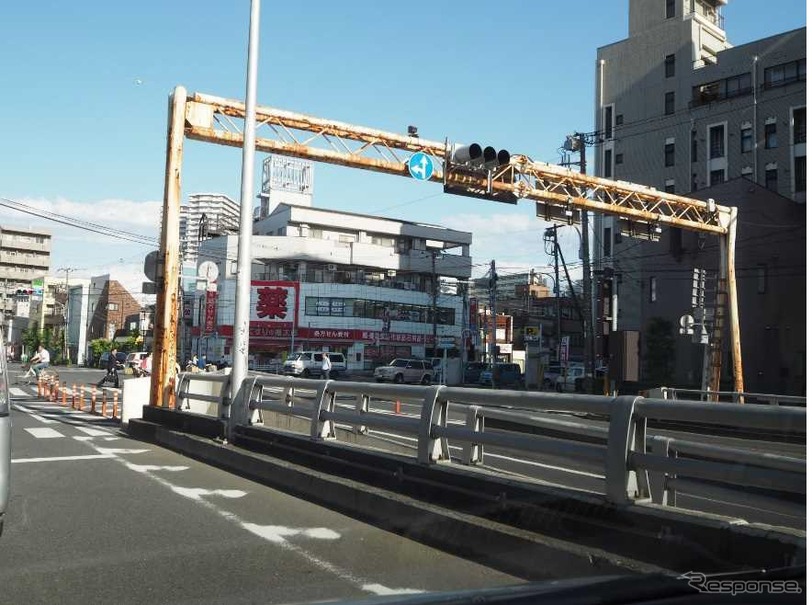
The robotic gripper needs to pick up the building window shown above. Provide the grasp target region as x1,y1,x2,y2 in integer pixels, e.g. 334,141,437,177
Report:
664,91,675,115
664,182,675,194
603,227,612,257
757,264,767,294
664,142,675,167
709,125,725,158
765,166,778,191
691,129,697,162
616,114,624,126
764,59,806,89
710,169,725,186
649,276,657,303
604,106,613,139
665,54,675,78
107,302,119,311
741,126,753,152
615,152,624,165
794,156,806,192
692,73,752,106
792,107,806,144
691,173,698,191
765,122,778,149
665,0,675,18
604,149,613,177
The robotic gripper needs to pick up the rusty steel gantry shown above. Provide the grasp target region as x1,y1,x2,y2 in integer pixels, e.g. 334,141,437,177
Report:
150,86,743,408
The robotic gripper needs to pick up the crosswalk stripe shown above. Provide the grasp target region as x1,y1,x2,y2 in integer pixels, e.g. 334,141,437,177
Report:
25,427,64,439
75,426,112,437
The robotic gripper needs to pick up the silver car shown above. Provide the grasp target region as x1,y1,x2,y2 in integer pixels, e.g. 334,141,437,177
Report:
374,359,433,385
0,334,10,536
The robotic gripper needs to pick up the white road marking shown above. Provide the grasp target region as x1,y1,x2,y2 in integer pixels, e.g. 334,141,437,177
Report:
242,524,341,543
25,427,63,439
10,387,28,397
99,445,422,596
362,584,424,596
171,487,246,500
126,464,189,473
94,447,150,455
12,454,115,464
13,403,58,424
75,426,112,437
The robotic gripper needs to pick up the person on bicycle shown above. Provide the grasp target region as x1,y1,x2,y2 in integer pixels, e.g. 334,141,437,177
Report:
98,348,121,388
30,345,50,378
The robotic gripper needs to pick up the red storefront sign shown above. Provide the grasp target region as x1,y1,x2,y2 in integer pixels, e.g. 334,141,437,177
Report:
204,290,217,334
216,325,435,344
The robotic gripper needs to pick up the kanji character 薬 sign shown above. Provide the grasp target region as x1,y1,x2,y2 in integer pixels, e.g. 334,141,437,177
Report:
249,281,299,327
256,286,288,319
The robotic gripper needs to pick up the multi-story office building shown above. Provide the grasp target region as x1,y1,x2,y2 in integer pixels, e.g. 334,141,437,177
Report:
0,225,50,318
179,193,240,263
190,202,473,370
592,0,805,387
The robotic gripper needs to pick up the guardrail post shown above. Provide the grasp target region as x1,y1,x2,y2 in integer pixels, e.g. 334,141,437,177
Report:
648,436,677,507
605,395,650,504
222,374,245,442
417,386,449,465
462,405,484,466
175,374,190,410
245,377,264,425
311,380,336,440
355,393,369,435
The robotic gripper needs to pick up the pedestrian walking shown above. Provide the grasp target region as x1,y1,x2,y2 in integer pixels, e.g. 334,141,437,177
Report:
321,353,332,380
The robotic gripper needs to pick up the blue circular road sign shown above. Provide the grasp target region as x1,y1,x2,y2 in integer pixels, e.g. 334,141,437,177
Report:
408,152,434,181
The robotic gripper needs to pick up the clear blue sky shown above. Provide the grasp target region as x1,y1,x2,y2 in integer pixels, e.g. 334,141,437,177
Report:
0,1,805,291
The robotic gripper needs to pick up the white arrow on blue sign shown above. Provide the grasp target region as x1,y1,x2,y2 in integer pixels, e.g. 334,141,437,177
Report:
407,152,434,181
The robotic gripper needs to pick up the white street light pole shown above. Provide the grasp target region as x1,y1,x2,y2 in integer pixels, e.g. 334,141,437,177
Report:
230,0,261,407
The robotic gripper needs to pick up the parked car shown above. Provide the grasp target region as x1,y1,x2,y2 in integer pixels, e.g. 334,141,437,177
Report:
479,363,524,389
555,365,586,392
463,361,488,384
98,351,127,368
282,351,347,378
373,359,433,384
543,362,584,390
125,351,150,371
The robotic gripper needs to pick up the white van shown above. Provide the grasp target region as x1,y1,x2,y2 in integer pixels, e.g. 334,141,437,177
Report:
282,351,347,378
0,333,11,536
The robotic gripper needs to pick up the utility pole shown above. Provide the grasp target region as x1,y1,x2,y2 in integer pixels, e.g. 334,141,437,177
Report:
562,132,597,386
489,260,497,388
431,250,438,357
544,227,562,364
57,267,75,364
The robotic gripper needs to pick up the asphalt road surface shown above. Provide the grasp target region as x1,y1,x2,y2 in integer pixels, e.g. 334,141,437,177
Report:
1,392,520,605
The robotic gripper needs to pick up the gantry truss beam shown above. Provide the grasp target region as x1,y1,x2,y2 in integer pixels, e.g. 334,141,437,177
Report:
185,91,730,236
150,87,742,410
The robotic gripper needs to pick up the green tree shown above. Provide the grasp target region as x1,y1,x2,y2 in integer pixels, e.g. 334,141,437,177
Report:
20,322,38,355
643,317,676,386
88,338,114,367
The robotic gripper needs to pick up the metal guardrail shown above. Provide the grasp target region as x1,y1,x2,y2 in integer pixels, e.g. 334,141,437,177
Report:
654,386,806,407
176,372,231,413
176,374,805,525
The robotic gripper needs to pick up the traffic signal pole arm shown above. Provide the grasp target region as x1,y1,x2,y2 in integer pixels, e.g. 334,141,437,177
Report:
150,87,742,408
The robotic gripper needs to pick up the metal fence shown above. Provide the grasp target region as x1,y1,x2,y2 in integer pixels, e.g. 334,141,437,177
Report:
173,373,806,527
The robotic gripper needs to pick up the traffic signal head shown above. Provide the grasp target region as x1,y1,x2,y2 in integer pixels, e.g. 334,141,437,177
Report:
450,143,510,171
